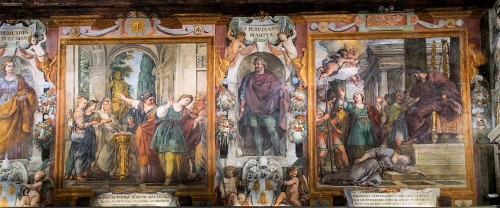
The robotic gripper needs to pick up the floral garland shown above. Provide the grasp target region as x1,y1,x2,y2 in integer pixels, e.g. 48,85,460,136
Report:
215,115,236,147
289,86,307,113
288,85,308,143
216,87,236,110
33,120,54,151
288,116,307,143
216,87,237,147
36,88,57,120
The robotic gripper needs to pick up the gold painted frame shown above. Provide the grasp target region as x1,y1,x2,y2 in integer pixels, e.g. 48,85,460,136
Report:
307,30,474,199
451,196,476,207
54,36,216,199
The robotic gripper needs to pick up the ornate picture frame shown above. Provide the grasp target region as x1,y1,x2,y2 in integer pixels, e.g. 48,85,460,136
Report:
54,36,216,200
307,30,474,199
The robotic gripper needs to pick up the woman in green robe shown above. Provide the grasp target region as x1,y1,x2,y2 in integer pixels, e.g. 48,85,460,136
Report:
151,94,193,186
339,89,379,164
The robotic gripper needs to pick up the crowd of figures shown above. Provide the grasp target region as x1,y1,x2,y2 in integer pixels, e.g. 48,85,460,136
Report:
65,89,207,186
316,47,462,186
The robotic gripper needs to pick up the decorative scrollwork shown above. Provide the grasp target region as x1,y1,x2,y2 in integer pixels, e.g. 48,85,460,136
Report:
310,22,356,32
61,11,211,37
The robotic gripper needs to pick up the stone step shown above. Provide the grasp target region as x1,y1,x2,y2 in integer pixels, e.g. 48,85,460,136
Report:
400,144,465,166
383,170,465,181
397,144,466,181
413,164,465,174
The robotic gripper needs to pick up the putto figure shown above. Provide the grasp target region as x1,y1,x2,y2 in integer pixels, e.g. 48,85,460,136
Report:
273,166,301,206
225,29,247,67
219,166,241,206
19,170,46,207
276,27,297,65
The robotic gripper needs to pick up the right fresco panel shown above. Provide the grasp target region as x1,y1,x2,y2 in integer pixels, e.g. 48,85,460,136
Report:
312,33,472,192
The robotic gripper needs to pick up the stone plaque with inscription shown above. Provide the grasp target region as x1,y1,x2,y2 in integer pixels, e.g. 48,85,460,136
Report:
345,188,440,207
91,192,178,207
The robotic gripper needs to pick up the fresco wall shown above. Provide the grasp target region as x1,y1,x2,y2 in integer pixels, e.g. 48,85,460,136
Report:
0,8,494,206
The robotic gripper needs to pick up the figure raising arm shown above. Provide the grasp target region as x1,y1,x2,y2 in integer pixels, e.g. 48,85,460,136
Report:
225,29,247,67
277,27,298,64
19,32,48,61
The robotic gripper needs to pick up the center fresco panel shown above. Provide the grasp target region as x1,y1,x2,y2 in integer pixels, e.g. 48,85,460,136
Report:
214,16,309,206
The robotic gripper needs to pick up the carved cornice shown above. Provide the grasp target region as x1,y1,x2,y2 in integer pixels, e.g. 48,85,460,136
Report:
215,16,232,26
55,11,214,37
47,15,102,27
173,14,224,25
300,13,357,23
48,13,224,27
428,10,474,19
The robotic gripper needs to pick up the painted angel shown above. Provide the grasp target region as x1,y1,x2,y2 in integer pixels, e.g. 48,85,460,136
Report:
18,32,57,84
268,27,297,65
225,29,255,67
277,27,297,64
273,166,309,206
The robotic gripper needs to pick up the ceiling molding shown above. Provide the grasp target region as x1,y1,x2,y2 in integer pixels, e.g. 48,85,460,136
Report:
0,1,495,20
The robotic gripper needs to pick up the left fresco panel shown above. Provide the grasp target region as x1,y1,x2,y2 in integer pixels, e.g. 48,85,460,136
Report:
0,20,56,206
58,40,210,193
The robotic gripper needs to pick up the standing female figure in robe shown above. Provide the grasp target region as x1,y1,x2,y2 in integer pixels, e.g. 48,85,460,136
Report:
65,98,98,182
0,57,37,159
338,89,379,163
94,98,122,178
151,94,193,186
119,91,165,183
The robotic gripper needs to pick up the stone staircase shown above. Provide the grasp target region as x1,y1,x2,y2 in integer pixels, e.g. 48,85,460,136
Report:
383,143,466,181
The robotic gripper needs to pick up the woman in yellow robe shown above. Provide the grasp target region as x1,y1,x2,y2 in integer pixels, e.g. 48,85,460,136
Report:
0,57,37,158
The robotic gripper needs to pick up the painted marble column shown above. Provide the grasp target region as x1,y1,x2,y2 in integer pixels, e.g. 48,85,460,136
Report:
400,69,406,91
88,66,109,101
88,48,109,101
379,68,388,97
